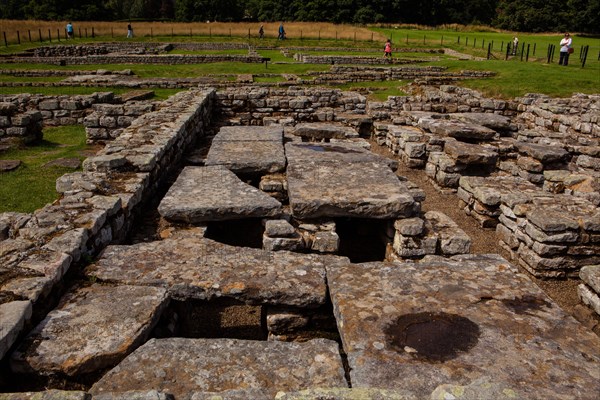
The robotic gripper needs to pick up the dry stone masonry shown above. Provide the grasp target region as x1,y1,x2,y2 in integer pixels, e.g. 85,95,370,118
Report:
0,73,599,399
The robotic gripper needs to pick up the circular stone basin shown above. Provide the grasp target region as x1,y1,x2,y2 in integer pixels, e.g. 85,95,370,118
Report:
384,312,480,362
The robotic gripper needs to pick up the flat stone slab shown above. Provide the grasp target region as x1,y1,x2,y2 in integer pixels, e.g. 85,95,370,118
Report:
287,161,417,219
453,112,512,132
443,140,498,165
292,123,359,140
212,125,283,142
158,166,282,223
0,160,21,172
514,141,569,164
90,338,346,398
285,142,397,170
326,254,600,398
11,284,168,376
88,230,347,307
419,117,496,141
205,126,286,174
0,300,32,360
459,175,542,207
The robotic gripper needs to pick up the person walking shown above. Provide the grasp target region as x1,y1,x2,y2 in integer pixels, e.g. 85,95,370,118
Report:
278,23,286,40
384,38,392,61
66,22,74,39
558,32,573,66
127,23,134,38
512,36,518,55
259,24,264,39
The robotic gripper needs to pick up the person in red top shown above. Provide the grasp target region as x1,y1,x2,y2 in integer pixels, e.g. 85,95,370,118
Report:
384,39,392,61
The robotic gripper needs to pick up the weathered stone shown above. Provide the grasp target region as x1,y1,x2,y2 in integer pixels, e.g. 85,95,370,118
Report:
292,123,358,140
275,387,419,399
580,265,600,294
516,156,543,173
90,338,346,398
0,391,88,400
0,301,32,360
311,231,340,253
11,284,168,376
205,126,286,174
526,209,579,232
514,141,569,164
264,219,296,237
443,140,497,165
394,218,425,236
88,231,346,307
326,255,600,398
158,166,282,223
263,235,304,252
0,160,21,172
266,307,310,335
287,161,416,219
425,211,471,255
578,284,600,316
425,118,497,141
285,142,397,171
453,112,512,132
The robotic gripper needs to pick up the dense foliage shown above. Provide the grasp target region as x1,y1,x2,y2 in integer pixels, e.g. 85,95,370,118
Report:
1,0,598,33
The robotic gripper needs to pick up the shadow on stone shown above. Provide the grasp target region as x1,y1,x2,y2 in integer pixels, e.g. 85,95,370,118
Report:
384,312,480,362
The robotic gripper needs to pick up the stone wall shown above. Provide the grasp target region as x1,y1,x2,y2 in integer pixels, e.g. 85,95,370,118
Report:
293,54,436,65
4,54,265,66
0,102,43,147
83,102,157,143
216,86,367,125
0,92,116,126
0,88,215,360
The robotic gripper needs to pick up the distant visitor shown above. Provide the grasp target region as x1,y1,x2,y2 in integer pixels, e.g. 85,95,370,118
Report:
278,23,286,40
127,23,133,38
66,22,74,39
384,38,392,61
259,24,264,39
558,33,573,66
512,36,518,55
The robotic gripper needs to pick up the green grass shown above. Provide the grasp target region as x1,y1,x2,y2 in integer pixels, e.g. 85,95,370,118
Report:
0,125,91,213
429,59,600,98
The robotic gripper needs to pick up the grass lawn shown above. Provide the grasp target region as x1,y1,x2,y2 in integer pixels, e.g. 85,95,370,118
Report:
432,59,600,98
0,125,91,213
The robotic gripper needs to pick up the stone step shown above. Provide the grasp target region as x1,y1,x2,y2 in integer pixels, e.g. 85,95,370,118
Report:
158,166,282,223
10,284,168,376
89,338,346,398
326,254,600,398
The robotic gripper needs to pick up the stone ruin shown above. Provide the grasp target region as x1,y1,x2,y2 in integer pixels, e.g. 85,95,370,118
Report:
0,80,599,399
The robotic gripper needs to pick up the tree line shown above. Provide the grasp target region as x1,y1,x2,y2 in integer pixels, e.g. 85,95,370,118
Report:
1,0,598,34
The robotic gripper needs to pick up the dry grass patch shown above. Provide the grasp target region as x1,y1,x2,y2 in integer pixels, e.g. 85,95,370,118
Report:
0,20,385,43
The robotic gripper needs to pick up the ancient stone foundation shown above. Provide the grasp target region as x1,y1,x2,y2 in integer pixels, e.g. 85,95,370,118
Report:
0,83,599,398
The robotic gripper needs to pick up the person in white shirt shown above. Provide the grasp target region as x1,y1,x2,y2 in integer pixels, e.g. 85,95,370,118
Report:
558,32,572,66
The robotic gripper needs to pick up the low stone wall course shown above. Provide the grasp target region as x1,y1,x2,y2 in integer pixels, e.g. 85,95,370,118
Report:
0,88,214,362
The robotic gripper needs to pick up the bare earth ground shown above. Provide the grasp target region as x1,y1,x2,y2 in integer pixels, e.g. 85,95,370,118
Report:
369,140,600,334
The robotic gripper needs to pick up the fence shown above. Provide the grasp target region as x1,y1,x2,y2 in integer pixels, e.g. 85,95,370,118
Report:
1,24,598,68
